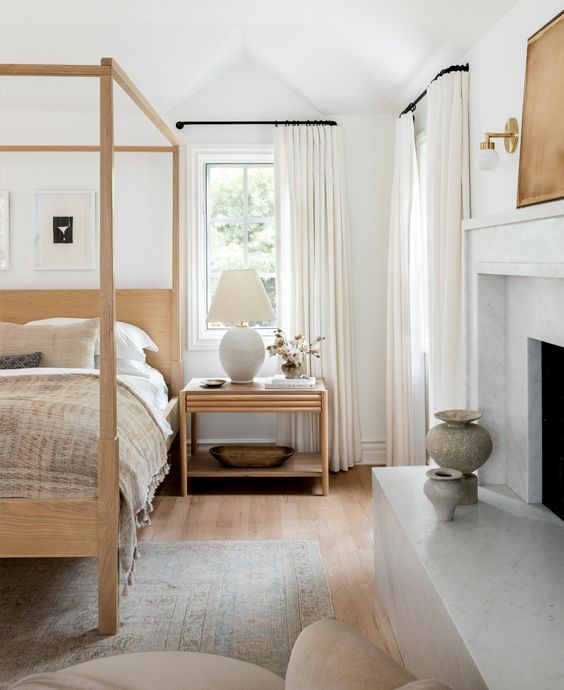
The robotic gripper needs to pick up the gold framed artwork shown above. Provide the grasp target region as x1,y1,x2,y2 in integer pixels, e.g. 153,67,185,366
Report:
517,11,564,207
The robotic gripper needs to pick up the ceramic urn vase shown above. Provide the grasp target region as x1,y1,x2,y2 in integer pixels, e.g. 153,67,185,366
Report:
281,362,303,379
423,468,465,522
425,410,493,505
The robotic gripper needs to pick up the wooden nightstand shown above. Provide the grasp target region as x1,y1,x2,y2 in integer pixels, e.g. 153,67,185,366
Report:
179,378,329,496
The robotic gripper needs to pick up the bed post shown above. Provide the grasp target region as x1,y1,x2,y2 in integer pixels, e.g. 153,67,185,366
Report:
98,64,120,634
171,147,182,396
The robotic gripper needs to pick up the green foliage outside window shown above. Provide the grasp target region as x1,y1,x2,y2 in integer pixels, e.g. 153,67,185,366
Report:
207,164,276,328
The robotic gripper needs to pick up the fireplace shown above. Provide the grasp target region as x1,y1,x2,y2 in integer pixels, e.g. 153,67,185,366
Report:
465,200,564,503
542,341,564,521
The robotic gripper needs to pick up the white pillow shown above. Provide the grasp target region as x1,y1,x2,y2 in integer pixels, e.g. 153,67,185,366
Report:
27,317,158,362
95,356,152,378
114,359,170,411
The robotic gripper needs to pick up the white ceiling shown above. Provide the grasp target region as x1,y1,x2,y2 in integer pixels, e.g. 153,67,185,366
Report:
0,0,519,116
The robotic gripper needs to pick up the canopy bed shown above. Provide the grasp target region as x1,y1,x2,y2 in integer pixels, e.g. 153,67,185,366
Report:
0,59,181,635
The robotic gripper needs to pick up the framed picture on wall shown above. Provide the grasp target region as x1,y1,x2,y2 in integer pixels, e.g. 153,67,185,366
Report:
0,191,9,270
34,190,96,269
517,10,564,207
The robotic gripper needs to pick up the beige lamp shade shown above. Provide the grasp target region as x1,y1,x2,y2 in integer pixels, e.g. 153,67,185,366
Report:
207,269,275,324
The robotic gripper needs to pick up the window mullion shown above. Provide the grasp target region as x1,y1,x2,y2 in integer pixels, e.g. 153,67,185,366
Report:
210,217,245,224
205,163,212,322
243,166,249,267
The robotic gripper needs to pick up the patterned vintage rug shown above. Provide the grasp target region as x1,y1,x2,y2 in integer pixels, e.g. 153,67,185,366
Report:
0,540,333,688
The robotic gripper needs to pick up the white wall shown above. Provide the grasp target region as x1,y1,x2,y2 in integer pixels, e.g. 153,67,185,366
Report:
340,115,394,463
170,60,395,461
0,113,172,289
464,0,563,218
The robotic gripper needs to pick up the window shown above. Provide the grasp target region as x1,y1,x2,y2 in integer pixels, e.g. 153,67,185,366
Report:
206,164,275,329
189,147,276,349
415,131,431,432
415,132,429,354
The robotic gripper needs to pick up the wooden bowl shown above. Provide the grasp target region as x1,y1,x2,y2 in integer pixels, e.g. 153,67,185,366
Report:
209,444,294,468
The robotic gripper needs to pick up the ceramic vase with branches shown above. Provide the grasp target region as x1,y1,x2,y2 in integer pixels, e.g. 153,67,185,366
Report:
266,329,325,378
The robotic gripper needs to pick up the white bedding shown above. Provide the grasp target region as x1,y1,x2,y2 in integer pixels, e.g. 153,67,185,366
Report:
0,367,172,437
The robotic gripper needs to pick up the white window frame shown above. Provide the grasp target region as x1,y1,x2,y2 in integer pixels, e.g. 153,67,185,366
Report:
415,130,432,435
188,145,275,351
415,131,429,355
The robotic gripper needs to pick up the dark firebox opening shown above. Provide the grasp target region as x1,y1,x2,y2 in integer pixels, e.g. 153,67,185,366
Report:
542,341,564,521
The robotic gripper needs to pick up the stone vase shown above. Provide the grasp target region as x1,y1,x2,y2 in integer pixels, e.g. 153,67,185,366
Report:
459,473,478,506
423,468,464,522
281,362,303,379
425,410,493,504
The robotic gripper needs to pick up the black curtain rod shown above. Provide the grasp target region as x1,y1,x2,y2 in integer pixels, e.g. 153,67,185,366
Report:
175,119,338,129
399,63,469,117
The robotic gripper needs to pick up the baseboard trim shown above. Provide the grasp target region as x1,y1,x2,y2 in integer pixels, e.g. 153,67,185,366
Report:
358,440,387,466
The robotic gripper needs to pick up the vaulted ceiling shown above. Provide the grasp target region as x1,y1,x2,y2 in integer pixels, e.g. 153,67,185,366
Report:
0,0,519,115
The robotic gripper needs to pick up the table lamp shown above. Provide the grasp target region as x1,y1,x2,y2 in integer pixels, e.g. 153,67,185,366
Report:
207,268,275,383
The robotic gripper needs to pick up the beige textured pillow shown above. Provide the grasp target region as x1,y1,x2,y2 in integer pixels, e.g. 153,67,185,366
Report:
0,319,98,368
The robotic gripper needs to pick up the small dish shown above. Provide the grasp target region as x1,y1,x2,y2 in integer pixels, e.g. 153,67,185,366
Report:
201,378,227,388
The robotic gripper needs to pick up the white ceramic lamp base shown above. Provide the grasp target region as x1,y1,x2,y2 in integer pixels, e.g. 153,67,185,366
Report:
219,326,265,383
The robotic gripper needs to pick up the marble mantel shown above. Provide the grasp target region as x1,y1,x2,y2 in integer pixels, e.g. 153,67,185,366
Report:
373,467,564,690
464,199,564,501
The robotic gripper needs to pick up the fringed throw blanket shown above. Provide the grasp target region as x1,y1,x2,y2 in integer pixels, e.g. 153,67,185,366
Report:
0,373,168,583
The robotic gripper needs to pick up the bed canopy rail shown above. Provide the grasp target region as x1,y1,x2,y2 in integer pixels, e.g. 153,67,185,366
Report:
0,59,181,635
0,64,109,77
0,145,177,152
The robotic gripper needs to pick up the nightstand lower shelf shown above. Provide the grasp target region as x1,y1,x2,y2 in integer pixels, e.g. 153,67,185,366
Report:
188,451,323,478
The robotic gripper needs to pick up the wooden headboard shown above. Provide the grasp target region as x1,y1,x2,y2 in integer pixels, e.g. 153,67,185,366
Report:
0,289,182,394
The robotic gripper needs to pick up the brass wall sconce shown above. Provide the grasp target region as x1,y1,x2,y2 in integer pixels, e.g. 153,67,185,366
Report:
478,117,519,170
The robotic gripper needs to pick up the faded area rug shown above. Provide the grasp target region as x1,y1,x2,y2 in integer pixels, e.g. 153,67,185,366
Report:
0,540,333,688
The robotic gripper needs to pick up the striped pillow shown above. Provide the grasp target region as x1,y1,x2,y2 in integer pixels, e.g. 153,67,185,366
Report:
0,320,97,369
0,351,42,369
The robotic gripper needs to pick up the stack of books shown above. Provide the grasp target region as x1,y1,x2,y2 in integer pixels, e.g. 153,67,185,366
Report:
264,375,316,389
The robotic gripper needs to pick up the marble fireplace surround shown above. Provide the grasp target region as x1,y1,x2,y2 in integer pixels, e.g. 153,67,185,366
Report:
465,199,564,502
371,201,564,690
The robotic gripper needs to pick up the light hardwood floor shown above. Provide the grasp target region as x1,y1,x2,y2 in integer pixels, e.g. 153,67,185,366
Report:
140,465,402,664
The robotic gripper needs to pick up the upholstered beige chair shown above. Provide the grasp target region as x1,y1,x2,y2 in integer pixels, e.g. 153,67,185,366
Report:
11,620,452,690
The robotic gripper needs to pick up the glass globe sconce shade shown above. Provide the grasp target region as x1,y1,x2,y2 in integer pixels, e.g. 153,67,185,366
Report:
478,117,519,172
478,144,500,171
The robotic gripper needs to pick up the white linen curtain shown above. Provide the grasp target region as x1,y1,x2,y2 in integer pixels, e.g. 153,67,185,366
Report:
386,114,426,466
274,125,361,471
426,70,470,415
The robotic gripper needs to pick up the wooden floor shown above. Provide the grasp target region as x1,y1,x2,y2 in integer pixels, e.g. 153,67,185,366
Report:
140,465,402,664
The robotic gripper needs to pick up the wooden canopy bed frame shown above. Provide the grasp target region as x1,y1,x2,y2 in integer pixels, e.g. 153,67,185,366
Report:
0,59,181,635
